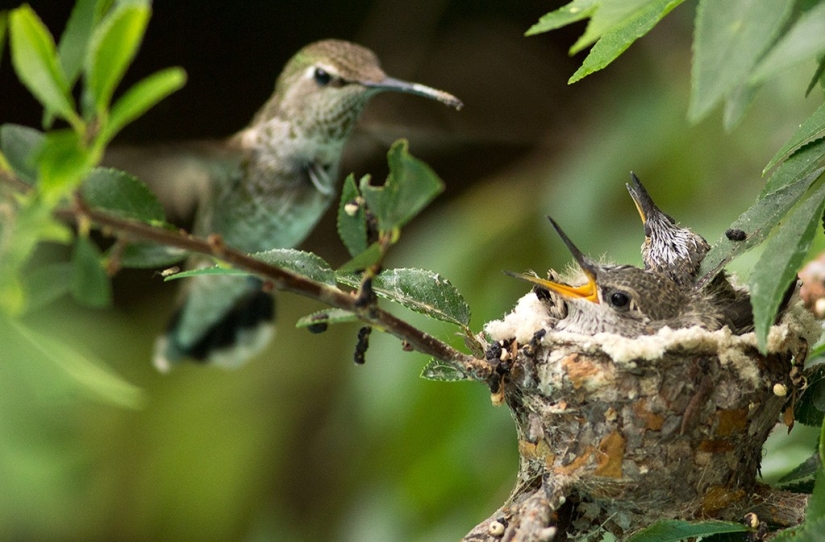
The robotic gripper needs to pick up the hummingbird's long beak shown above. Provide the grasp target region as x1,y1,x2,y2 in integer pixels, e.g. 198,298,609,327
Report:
362,76,463,110
503,217,600,303
626,172,657,225
504,271,599,302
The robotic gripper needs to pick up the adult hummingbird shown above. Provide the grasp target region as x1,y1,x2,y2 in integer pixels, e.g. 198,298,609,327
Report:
507,218,737,337
625,173,753,333
153,39,462,371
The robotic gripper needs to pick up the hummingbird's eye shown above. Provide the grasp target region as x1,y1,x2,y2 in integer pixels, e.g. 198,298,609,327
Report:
313,67,332,87
608,291,631,311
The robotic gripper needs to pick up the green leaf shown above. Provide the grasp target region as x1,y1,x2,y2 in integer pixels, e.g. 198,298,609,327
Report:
117,242,187,269
0,313,144,409
765,101,825,174
722,82,759,132
71,236,112,308
295,308,359,329
165,249,336,286
698,162,824,282
569,0,685,84
688,0,793,123
0,123,44,184
795,365,825,426
81,167,165,222
778,453,820,486
337,173,368,257
360,139,444,232
808,468,825,524
625,519,747,542
420,358,471,382
252,248,336,286
85,1,150,114
21,262,73,314
749,180,825,352
338,268,471,327
750,2,825,85
337,242,383,273
524,0,599,36
100,66,186,143
806,55,825,97
8,6,80,129
762,138,825,196
163,267,247,281
57,0,99,86
37,129,94,199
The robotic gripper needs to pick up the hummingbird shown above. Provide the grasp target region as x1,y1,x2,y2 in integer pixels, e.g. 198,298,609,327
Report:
625,173,754,334
507,218,739,337
153,39,462,371
625,172,709,287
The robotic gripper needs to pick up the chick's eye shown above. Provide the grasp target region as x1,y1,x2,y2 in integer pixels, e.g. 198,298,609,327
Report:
608,291,630,310
313,67,332,86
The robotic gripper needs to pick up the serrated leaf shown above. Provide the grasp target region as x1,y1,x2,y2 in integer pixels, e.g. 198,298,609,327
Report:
750,2,825,86
360,139,444,232
100,66,186,143
81,167,165,222
252,248,335,286
569,0,684,84
163,266,247,281
808,468,825,523
85,1,150,114
778,453,820,486
57,0,99,86
698,163,824,282
71,236,112,308
21,262,73,314
338,268,470,327
118,242,187,268
8,6,80,128
337,173,368,257
750,181,825,351
295,308,358,329
0,123,44,184
0,313,144,409
689,0,793,123
625,520,747,542
796,365,825,426
420,358,471,382
525,0,598,36
765,101,825,174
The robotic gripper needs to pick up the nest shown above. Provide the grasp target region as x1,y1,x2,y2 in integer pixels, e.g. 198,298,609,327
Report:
464,293,819,541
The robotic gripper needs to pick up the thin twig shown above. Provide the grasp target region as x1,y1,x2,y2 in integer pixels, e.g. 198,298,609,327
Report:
65,194,488,378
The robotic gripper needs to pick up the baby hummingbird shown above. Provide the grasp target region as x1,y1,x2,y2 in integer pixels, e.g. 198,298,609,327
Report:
153,40,462,371
507,218,735,337
626,172,710,287
625,173,754,334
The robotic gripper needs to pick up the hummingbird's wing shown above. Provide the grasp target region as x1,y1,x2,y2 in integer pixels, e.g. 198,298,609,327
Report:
103,140,239,222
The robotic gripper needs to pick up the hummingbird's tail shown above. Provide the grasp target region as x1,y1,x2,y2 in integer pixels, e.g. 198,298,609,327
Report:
153,273,275,372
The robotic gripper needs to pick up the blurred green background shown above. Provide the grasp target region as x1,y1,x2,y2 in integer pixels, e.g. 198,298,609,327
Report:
1,1,823,540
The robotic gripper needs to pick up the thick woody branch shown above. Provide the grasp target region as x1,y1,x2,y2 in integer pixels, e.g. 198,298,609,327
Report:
61,195,487,377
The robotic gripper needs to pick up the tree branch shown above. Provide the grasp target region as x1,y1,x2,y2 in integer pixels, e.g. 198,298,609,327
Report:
60,194,488,377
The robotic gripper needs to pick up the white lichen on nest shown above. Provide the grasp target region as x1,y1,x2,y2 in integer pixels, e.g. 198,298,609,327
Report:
484,291,555,344
485,291,819,389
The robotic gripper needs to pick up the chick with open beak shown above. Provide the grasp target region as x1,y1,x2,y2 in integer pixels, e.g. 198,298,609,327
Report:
507,217,732,336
